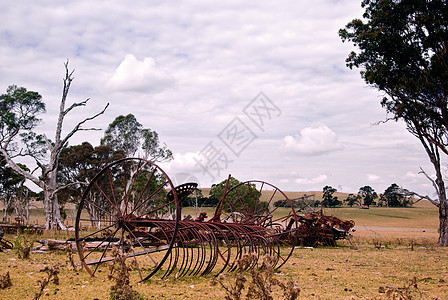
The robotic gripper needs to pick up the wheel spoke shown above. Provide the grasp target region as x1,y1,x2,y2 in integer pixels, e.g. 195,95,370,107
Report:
76,158,179,282
128,168,157,216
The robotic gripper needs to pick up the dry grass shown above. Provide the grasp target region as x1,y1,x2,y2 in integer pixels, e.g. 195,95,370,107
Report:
0,229,447,299
0,199,446,299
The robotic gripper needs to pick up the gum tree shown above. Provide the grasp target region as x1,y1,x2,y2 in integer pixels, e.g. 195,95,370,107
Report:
101,114,173,162
0,62,108,229
322,185,341,207
339,0,448,245
358,186,378,208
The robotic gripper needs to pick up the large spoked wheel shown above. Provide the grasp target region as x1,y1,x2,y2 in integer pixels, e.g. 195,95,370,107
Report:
217,180,298,270
75,158,180,282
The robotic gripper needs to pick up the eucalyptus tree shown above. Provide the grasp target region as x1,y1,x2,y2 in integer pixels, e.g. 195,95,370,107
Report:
322,185,341,208
339,0,448,245
101,114,173,162
379,183,413,207
358,186,378,207
344,194,361,208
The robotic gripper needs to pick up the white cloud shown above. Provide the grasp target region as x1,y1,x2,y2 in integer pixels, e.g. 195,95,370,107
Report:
406,171,418,178
282,123,343,155
160,152,202,174
107,54,175,94
0,1,437,195
367,174,381,182
295,174,327,185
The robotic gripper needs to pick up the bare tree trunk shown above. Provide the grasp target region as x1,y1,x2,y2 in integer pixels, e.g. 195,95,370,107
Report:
439,198,448,246
429,148,448,246
3,196,12,223
44,188,52,229
436,164,448,246
43,168,67,230
25,193,30,225
3,201,8,223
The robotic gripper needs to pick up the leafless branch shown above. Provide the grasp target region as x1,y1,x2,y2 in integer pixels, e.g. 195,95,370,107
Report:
371,116,396,127
49,181,88,199
42,134,53,152
418,167,440,196
63,98,90,116
59,103,109,148
400,189,439,207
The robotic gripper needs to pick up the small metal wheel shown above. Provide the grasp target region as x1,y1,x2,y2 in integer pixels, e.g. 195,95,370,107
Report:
215,180,299,270
75,158,180,281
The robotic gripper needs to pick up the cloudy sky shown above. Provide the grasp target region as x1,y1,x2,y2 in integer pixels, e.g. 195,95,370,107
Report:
0,1,439,196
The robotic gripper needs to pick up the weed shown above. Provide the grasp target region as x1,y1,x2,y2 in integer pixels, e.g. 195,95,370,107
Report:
211,255,300,300
246,256,300,300
0,271,12,289
373,237,382,249
211,273,247,300
33,265,60,300
65,242,78,271
237,253,257,270
379,276,424,299
395,237,405,246
108,246,144,300
420,238,435,250
13,234,34,259
345,235,359,250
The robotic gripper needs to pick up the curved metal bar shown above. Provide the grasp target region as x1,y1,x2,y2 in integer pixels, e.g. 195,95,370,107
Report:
76,165,301,281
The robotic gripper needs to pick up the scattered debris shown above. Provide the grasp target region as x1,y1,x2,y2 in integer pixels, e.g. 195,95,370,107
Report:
0,224,44,235
295,211,355,246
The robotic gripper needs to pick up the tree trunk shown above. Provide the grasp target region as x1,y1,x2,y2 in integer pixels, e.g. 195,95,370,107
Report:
43,170,67,230
431,149,448,246
438,194,448,246
3,201,8,223
3,196,12,223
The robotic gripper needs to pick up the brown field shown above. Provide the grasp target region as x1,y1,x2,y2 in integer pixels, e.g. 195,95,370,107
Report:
1,197,447,299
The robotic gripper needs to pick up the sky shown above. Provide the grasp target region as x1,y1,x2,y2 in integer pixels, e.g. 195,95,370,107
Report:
0,0,440,197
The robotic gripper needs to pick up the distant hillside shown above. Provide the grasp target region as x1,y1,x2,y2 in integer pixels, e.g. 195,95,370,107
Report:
197,188,431,208
198,188,347,202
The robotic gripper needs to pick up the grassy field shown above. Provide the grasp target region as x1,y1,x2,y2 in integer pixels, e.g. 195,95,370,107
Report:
0,200,446,299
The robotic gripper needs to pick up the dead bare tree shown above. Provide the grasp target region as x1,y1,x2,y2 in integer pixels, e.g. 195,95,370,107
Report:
0,61,108,229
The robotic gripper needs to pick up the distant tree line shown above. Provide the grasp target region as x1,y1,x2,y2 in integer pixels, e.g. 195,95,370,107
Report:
182,189,219,207
330,183,413,208
272,183,414,209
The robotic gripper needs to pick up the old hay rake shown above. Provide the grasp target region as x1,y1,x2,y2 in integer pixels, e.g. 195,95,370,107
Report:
74,158,351,282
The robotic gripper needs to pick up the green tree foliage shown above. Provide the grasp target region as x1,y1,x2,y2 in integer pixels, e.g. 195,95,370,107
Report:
339,0,448,245
344,193,361,207
358,186,378,207
101,114,173,162
0,85,45,144
57,142,125,204
0,86,47,162
379,183,413,207
210,177,246,212
322,186,341,208
210,177,266,217
183,188,219,207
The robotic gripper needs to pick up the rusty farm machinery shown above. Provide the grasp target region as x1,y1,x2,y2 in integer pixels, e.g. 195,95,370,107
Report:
74,158,354,281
